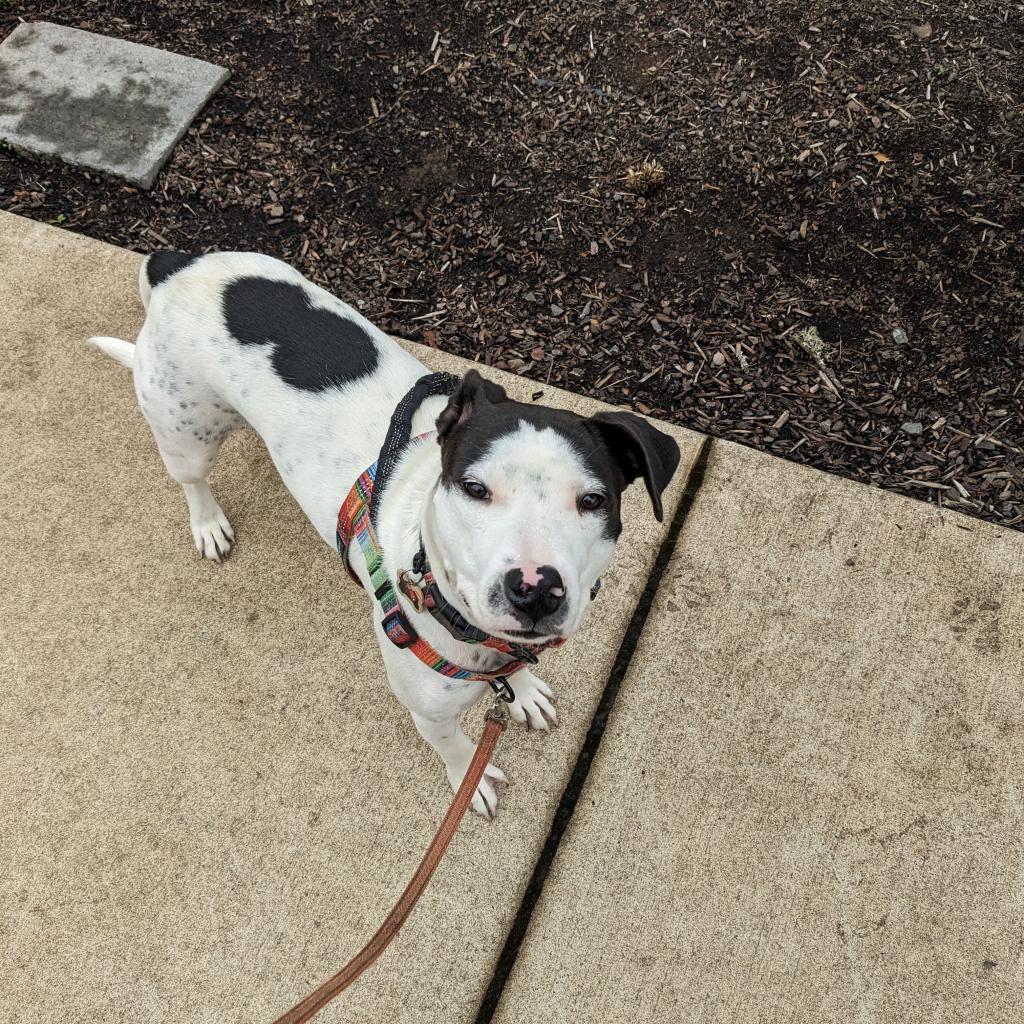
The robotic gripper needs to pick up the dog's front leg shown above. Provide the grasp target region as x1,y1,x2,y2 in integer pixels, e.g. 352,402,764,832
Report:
409,711,508,819
506,667,558,731
378,637,508,817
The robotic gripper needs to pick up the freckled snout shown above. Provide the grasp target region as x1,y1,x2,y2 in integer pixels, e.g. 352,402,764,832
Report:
504,565,566,622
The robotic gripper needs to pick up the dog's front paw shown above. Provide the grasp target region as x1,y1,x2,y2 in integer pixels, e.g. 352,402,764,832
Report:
448,760,508,819
190,509,234,563
508,670,557,731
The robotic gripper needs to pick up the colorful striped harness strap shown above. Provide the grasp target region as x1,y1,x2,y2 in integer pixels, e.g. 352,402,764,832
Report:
336,372,562,692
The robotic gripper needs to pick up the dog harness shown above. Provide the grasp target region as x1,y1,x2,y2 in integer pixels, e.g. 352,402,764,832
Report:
336,372,573,694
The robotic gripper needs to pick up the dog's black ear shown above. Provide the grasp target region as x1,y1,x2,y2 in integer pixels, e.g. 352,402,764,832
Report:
436,369,509,440
589,412,681,522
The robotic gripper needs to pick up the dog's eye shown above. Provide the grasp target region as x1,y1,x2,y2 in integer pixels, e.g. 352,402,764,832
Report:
579,492,605,512
461,480,490,501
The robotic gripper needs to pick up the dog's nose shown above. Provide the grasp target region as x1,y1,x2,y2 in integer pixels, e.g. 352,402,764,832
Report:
504,565,566,620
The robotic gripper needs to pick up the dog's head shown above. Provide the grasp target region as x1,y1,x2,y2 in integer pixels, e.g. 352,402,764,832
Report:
429,370,680,642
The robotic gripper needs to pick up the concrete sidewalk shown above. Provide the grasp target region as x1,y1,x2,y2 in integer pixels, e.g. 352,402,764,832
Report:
2,211,1021,1024
493,441,1024,1023
0,211,700,1023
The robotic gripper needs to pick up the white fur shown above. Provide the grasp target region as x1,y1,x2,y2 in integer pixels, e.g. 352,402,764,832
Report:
89,252,619,816
427,423,614,639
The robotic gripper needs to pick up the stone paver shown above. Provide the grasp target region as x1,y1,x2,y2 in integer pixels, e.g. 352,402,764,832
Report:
493,440,1024,1024
0,22,228,188
0,211,702,1023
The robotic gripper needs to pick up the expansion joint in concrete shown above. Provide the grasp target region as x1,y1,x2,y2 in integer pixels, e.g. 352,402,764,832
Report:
473,434,714,1024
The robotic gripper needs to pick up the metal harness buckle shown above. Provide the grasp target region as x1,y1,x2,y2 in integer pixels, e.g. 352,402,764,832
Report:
398,569,427,613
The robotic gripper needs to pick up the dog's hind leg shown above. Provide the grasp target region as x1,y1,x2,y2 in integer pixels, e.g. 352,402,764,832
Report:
133,348,241,562
152,433,235,563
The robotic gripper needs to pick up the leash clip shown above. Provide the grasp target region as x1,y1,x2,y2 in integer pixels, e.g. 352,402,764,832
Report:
486,693,511,724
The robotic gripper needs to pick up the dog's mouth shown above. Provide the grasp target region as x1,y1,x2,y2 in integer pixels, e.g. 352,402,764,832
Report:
457,588,562,643
506,628,548,641
499,625,570,644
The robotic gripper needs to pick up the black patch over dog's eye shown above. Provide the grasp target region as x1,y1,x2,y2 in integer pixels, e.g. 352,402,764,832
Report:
462,480,490,501
579,492,605,511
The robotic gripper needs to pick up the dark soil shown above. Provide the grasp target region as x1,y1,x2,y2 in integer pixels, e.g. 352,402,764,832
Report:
3,1,1022,529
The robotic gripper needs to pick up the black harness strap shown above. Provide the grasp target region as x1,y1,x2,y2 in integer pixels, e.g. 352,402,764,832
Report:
369,371,461,530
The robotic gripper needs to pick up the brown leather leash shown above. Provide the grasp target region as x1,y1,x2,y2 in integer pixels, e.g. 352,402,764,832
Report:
271,699,509,1024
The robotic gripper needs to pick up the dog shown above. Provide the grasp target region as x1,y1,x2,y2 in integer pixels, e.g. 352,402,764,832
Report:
88,251,680,816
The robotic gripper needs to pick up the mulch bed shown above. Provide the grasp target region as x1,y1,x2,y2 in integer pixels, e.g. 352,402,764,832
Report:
2,1,1022,530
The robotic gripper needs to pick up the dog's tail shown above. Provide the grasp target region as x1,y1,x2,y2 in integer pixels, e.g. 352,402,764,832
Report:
86,335,136,369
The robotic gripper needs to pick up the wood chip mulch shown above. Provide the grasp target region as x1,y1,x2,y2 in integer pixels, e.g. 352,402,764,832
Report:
2,1,1021,531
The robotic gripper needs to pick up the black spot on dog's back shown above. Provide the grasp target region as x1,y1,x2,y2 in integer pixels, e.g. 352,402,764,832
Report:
147,251,199,289
222,277,379,391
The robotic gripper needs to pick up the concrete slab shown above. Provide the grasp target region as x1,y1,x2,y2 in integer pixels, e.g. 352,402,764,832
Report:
0,22,228,188
494,441,1024,1024
0,210,703,1023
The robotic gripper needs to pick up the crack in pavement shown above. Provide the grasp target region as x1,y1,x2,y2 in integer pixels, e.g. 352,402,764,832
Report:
474,434,714,1024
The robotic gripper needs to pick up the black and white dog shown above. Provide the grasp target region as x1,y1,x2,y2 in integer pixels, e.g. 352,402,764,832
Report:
89,252,680,816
